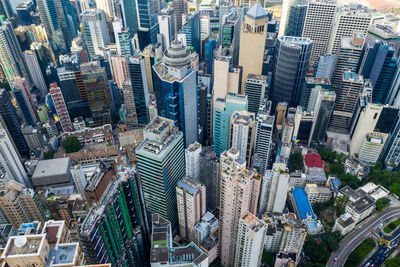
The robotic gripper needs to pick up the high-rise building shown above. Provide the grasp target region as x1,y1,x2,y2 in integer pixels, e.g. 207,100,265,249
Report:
122,80,138,127
265,163,290,214
285,1,307,37
229,110,256,165
81,9,110,59
331,33,364,90
81,61,112,126
176,176,206,242
220,10,241,66
12,82,36,126
23,50,48,96
199,147,219,211
181,12,201,54
329,72,365,133
253,101,274,175
173,0,187,33
304,77,332,111
200,12,211,41
219,148,261,267
152,40,198,147
234,212,267,267
136,117,185,231
279,224,307,261
158,7,175,50
0,21,30,86
245,74,268,113
136,0,159,46
0,0,13,19
302,0,337,62
384,117,400,168
308,90,336,146
359,132,385,164
271,36,312,106
327,4,371,55
142,44,158,94
316,54,336,79
204,37,216,75
95,0,115,18
185,142,201,181
212,56,241,100
113,19,133,57
120,0,138,32
239,3,268,90
359,41,397,104
0,180,44,229
49,83,74,132
213,93,247,155
110,55,130,89
16,1,34,25
0,129,30,188
0,89,29,157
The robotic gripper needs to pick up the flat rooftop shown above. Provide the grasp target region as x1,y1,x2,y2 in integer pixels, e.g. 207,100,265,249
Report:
32,158,71,179
52,243,78,265
5,235,45,256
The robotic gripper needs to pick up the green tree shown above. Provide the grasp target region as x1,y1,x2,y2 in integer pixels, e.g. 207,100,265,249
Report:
376,197,390,211
334,195,348,216
326,231,341,251
318,148,336,163
386,257,400,267
62,136,81,153
261,249,274,266
44,150,55,159
289,152,303,171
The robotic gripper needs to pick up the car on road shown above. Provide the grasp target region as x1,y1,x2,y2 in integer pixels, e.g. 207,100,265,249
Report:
333,256,338,262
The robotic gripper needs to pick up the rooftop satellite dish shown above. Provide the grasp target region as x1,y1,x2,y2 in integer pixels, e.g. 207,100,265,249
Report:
14,236,27,247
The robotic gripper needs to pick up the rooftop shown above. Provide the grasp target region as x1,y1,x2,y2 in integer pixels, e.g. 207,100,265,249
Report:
337,213,356,228
51,243,79,265
304,153,324,168
246,3,267,20
293,188,316,220
348,194,375,213
5,235,45,256
32,158,71,180
177,177,203,195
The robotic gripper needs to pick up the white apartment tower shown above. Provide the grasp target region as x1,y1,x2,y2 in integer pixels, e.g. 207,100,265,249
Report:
266,163,290,213
185,142,202,181
234,212,267,267
302,0,337,62
23,50,47,96
229,111,256,165
81,9,110,58
176,176,206,242
158,7,175,50
327,4,371,55
279,225,307,258
359,133,385,164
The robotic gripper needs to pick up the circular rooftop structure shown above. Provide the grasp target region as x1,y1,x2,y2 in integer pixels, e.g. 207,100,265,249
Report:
163,39,191,69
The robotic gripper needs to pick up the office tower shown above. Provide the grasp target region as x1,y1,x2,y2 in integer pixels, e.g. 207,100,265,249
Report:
120,0,138,32
49,83,74,132
181,12,201,54
81,61,112,126
16,1,34,25
80,169,149,266
253,103,274,175
265,163,290,213
0,0,13,19
327,4,371,55
220,10,241,66
0,21,30,86
302,0,337,62
308,90,336,146
359,133,384,164
204,37,216,75
113,19,133,57
304,77,332,111
12,84,36,126
331,34,364,90
122,80,138,126
136,0,159,46
239,3,268,90
229,111,256,165
142,45,158,94
359,41,397,104
81,9,110,59
219,148,261,267
276,102,288,128
0,181,44,229
285,1,307,37
234,212,267,267
316,54,336,79
152,40,198,147
200,12,210,41
329,72,364,133
110,55,129,89
176,176,206,241
213,93,247,155
136,117,185,231
173,0,187,33
36,0,78,54
0,129,30,188
198,83,210,145
212,56,241,100
279,0,296,36
95,0,115,18
271,36,312,106
0,89,29,157
245,74,268,113
23,51,47,96
199,147,219,211
185,142,201,181
150,213,208,266
158,7,175,50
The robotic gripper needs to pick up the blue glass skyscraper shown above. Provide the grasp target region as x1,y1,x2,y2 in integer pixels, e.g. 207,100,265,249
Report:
181,12,201,54
204,37,216,74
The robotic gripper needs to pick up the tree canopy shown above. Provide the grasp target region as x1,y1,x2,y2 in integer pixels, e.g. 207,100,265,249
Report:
289,152,303,172
62,136,81,153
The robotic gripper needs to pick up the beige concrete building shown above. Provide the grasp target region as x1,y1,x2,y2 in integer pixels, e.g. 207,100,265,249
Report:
238,3,267,91
212,56,241,100
110,56,129,89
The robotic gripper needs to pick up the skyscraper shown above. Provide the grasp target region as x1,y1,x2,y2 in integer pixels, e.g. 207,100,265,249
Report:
234,212,267,267
113,19,133,57
185,141,201,181
49,83,74,132
199,147,219,211
120,0,138,32
158,7,175,50
136,0,159,45
239,3,268,90
0,21,30,86
12,82,36,126
327,4,371,55
0,0,13,20
316,54,336,79
176,176,206,242
181,12,201,54
285,1,307,37
245,74,268,113
271,36,312,106
152,40,198,147
0,89,29,157
23,50,48,96
81,9,110,59
173,0,187,33
229,110,256,165
212,55,241,100
219,148,261,267
122,80,139,127
302,0,337,62
110,55,130,89
264,163,290,214
136,117,185,231
359,133,385,164
213,93,247,155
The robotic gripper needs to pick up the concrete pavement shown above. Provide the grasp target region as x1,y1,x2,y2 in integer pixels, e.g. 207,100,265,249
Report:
327,207,400,267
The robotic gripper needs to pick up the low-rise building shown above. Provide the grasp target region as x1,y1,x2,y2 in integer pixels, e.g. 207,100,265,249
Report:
193,211,218,245
62,124,113,146
340,186,375,222
332,212,356,235
345,157,369,179
305,184,332,204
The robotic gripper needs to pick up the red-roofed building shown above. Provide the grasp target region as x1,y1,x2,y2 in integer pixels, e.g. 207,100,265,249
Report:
304,153,325,170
